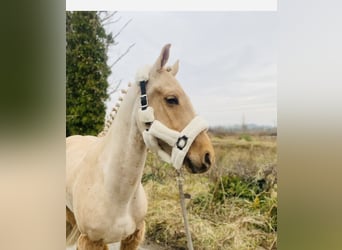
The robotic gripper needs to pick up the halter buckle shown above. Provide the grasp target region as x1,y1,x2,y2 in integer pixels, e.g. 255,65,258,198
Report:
176,135,188,150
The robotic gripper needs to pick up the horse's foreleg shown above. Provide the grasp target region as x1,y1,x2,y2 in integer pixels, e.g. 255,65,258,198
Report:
77,234,108,250
120,221,145,250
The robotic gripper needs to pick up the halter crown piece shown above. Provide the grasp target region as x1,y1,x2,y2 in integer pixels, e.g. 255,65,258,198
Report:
135,66,208,170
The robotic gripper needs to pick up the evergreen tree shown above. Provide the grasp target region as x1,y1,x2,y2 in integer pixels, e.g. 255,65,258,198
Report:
66,11,114,136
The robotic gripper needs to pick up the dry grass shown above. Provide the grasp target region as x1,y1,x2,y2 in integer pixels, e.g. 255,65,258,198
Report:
143,134,277,249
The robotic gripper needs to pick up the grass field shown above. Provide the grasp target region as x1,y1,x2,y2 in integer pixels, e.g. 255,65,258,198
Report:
142,133,277,249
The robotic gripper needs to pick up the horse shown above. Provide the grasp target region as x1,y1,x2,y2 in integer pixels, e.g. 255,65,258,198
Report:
66,44,215,250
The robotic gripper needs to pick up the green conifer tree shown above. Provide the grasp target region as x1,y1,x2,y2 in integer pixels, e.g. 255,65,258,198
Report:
66,11,114,136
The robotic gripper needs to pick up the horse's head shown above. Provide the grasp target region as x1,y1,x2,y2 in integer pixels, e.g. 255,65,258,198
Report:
137,44,215,174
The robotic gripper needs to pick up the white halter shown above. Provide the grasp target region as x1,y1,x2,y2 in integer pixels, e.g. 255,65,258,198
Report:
135,66,208,170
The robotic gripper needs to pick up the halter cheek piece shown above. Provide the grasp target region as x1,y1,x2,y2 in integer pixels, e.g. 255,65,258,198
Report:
135,66,208,170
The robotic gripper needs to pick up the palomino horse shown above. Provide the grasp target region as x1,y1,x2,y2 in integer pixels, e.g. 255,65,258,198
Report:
66,44,215,250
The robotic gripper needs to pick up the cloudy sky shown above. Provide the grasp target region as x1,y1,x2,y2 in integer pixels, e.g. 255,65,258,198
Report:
105,12,277,127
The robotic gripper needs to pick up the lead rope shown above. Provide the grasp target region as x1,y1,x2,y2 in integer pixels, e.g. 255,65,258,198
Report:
176,169,194,250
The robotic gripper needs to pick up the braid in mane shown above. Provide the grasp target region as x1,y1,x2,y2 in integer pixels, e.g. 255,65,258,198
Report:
97,82,132,137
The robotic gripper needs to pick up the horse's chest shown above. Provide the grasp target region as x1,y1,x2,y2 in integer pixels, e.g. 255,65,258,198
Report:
77,186,147,243
78,203,137,242
106,213,137,242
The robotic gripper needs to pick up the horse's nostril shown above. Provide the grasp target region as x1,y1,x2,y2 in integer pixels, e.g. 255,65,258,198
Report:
204,152,211,166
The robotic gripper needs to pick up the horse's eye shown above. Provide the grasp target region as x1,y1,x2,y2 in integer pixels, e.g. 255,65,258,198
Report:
165,96,179,105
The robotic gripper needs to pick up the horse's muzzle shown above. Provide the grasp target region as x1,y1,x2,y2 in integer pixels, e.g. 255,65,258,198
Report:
184,155,211,174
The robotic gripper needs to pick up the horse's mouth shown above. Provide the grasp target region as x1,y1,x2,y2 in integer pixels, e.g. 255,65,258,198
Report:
184,157,208,174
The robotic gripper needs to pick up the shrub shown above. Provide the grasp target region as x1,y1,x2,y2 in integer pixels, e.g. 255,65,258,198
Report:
239,133,252,141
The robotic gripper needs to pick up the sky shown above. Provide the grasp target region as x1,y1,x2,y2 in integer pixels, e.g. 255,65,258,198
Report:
105,12,277,127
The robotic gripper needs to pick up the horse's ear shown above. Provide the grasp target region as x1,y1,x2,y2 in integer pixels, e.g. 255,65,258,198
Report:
152,44,171,73
170,60,179,76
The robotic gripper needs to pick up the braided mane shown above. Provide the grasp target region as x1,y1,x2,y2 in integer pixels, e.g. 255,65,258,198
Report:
98,82,132,137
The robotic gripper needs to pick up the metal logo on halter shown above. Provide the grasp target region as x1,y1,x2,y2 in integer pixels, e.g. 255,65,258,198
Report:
135,66,208,170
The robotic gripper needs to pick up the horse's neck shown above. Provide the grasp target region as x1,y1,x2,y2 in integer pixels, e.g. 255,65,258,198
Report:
99,84,146,201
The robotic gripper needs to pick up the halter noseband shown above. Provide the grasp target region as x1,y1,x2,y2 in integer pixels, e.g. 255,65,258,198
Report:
136,66,208,170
